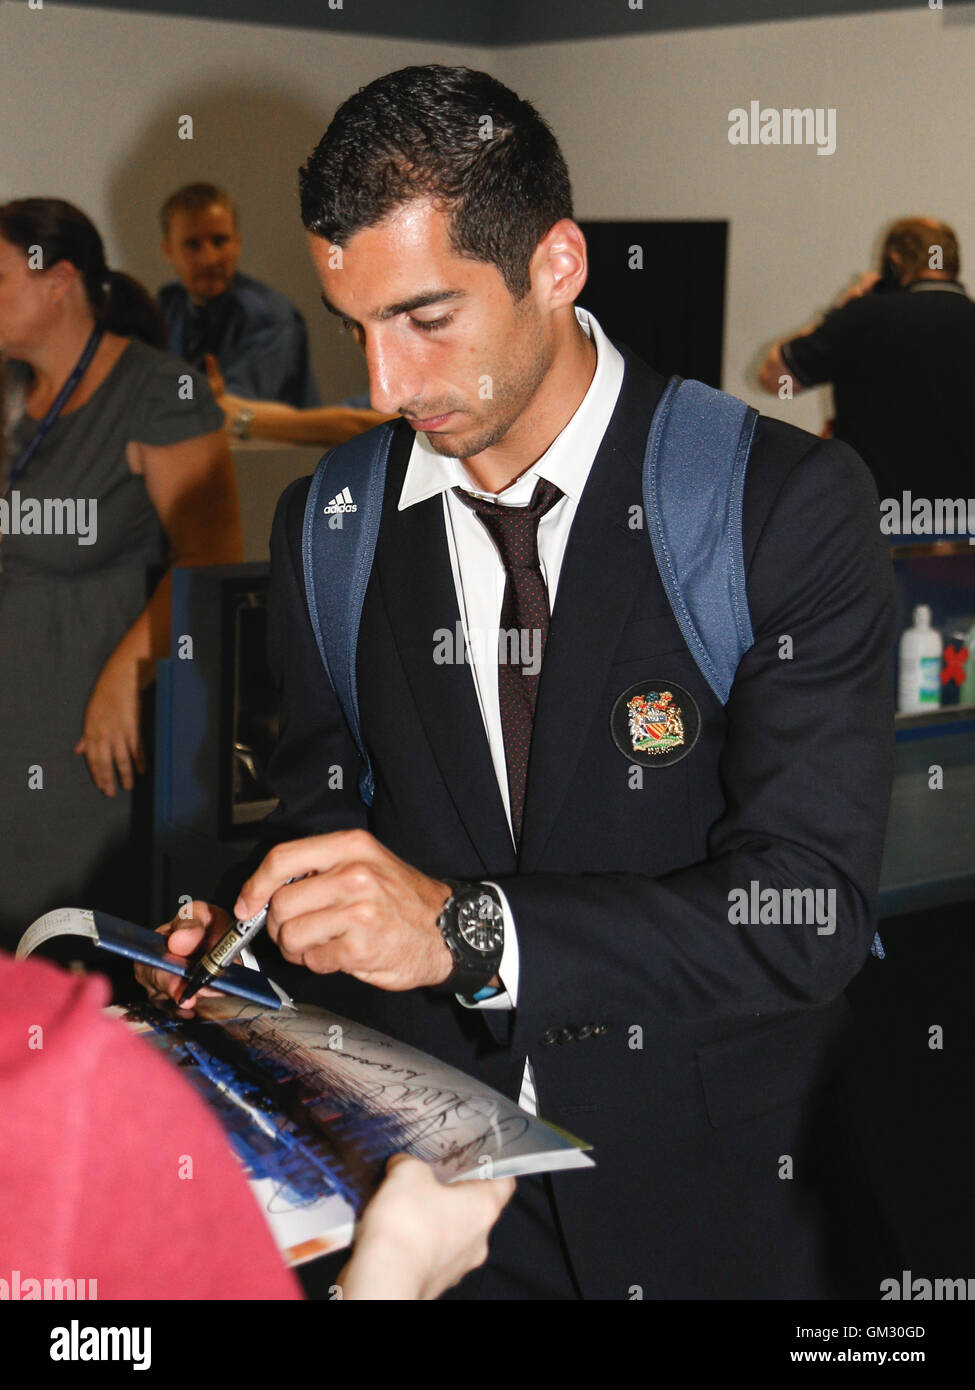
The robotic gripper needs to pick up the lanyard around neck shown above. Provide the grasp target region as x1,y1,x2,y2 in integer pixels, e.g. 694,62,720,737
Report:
3,325,104,498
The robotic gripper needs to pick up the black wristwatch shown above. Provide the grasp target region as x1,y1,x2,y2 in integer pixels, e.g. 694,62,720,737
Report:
433,880,505,997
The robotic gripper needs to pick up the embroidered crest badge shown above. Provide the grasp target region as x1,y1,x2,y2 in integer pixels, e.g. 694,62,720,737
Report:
610,680,700,768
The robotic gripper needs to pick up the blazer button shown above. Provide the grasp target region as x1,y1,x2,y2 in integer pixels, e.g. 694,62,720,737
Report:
591,1024,609,1037
539,1028,560,1046
555,1027,575,1045
577,1024,595,1040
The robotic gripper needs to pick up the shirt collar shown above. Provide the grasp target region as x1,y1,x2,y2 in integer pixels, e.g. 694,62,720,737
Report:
906,278,968,295
184,273,241,320
399,306,624,509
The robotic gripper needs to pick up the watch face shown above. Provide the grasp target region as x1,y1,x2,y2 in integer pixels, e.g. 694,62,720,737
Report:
457,892,504,954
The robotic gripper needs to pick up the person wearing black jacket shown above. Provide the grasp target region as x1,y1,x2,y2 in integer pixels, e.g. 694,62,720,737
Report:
759,216,975,499
140,66,897,1300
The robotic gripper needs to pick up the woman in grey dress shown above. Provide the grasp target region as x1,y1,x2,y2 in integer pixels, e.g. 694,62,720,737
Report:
0,199,242,947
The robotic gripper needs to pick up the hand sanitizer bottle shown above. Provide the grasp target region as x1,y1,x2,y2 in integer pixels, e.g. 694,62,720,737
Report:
897,605,942,713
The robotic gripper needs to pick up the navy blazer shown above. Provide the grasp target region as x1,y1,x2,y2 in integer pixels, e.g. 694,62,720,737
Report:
224,345,897,1298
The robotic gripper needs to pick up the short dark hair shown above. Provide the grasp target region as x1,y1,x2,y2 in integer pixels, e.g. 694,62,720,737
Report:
299,65,573,300
160,183,237,237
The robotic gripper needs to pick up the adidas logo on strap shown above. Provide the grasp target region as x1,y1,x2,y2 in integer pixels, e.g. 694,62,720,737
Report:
323,486,358,515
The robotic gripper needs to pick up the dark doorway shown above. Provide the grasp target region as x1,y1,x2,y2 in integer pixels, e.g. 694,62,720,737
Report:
578,220,728,388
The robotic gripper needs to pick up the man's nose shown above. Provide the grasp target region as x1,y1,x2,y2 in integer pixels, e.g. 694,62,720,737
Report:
364,333,421,415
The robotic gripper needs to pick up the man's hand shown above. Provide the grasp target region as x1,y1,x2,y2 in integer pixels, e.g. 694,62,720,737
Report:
204,352,226,402
204,352,248,434
233,831,454,992
337,1154,515,1300
757,342,803,397
133,900,234,1013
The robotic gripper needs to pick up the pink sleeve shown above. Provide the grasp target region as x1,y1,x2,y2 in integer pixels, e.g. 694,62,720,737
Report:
71,1018,302,1301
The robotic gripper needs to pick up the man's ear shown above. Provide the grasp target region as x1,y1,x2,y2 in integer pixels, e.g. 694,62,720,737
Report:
532,218,588,310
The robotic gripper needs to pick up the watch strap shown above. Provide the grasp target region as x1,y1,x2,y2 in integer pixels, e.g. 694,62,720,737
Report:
232,407,255,440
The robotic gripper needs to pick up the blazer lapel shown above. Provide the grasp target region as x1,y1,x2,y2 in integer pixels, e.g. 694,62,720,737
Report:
374,433,517,874
519,352,668,870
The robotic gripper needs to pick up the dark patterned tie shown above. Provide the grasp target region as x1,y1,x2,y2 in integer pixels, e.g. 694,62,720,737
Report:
453,477,564,845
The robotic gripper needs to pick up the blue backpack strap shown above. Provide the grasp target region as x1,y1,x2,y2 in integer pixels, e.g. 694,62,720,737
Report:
643,376,758,706
643,376,884,960
301,423,397,806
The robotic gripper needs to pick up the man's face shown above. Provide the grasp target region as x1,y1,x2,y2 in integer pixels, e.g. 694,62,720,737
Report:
308,199,555,461
162,204,241,303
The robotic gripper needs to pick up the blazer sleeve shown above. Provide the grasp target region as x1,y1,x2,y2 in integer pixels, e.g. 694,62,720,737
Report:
213,474,367,910
493,434,897,1049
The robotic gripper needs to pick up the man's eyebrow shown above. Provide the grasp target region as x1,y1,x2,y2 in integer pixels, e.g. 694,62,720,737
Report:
319,288,465,324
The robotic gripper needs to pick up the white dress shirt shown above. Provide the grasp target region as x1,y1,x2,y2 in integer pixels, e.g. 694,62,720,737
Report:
397,307,625,1112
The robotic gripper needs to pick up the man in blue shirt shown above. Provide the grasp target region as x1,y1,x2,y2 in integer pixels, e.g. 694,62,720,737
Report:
158,182,320,409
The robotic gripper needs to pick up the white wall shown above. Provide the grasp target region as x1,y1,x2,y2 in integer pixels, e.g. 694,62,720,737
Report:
4,3,975,432
0,4,492,403
503,5,975,432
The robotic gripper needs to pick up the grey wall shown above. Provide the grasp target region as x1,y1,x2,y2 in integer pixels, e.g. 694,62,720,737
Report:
0,5,492,406
6,0,975,435
504,4,975,432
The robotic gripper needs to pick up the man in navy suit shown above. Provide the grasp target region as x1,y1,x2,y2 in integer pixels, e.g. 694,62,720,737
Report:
144,65,896,1299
